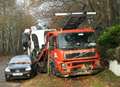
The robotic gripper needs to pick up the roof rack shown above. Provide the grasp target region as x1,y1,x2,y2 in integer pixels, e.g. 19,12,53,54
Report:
55,12,96,29
55,12,96,16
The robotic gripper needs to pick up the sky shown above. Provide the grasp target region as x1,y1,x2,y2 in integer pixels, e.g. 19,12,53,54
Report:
16,0,25,6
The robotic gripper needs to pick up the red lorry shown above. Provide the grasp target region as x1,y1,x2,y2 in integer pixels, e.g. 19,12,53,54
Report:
37,27,101,77
22,12,102,77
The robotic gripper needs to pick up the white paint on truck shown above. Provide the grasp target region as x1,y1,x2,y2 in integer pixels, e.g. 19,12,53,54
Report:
31,29,46,49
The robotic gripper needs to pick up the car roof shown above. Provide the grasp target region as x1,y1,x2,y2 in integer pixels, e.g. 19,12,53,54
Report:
9,55,31,64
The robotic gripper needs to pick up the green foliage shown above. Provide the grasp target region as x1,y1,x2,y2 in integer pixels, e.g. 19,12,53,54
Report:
0,15,35,55
96,70,120,87
98,25,120,48
98,25,120,62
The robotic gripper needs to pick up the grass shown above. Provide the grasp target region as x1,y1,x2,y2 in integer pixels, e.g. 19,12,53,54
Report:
91,81,105,87
21,74,66,87
95,70,120,87
21,70,120,87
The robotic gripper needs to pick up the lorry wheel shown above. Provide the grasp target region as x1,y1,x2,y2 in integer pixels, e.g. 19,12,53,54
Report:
49,64,61,77
52,68,62,77
51,66,56,75
38,61,47,73
42,61,47,73
36,63,45,74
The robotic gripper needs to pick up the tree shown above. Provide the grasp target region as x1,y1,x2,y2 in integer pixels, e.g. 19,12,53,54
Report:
0,0,35,55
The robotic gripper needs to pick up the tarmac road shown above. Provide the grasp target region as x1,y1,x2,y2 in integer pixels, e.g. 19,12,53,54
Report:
0,56,21,87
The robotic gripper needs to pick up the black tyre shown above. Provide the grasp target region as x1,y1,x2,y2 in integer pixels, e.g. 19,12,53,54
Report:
38,61,47,73
5,75,10,81
29,71,36,78
49,64,55,75
49,63,61,77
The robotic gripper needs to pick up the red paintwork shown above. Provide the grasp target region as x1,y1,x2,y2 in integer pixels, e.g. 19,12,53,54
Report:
47,27,95,36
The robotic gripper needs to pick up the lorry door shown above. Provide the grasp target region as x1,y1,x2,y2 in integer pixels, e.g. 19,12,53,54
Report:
48,35,57,62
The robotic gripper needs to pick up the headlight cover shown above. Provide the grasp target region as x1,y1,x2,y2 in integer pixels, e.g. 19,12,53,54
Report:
5,67,10,72
25,66,31,71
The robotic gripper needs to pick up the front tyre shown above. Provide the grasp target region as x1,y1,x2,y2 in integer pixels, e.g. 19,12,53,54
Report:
49,62,61,77
5,74,10,81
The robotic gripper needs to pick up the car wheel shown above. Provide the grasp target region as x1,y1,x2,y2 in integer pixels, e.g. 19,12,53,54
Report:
5,74,10,81
28,71,34,78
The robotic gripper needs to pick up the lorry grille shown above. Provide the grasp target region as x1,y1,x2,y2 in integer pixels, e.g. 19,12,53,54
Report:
72,62,92,66
71,62,93,73
65,52,95,59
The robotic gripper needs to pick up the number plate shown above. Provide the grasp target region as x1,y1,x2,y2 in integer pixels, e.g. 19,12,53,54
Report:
12,73,23,76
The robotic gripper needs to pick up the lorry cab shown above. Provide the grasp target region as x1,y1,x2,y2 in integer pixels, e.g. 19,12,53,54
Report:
47,28,101,77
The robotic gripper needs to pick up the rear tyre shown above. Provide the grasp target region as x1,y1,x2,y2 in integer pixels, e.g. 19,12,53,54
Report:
38,61,46,73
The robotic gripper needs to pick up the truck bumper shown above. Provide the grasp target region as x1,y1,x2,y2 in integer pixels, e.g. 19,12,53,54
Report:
60,67,102,77
70,68,101,76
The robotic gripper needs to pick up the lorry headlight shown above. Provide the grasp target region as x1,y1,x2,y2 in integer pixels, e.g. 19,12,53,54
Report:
61,63,67,69
25,66,31,71
5,67,10,72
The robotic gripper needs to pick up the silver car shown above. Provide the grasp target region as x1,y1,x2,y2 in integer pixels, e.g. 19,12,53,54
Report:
4,55,38,81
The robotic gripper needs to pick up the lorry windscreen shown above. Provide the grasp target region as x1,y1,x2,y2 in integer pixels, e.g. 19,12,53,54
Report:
58,32,96,50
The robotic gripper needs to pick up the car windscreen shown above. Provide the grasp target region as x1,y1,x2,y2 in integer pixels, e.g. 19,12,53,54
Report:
9,55,31,64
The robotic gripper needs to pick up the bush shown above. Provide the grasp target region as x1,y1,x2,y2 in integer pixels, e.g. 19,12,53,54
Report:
0,15,35,55
98,25,120,48
98,25,120,62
